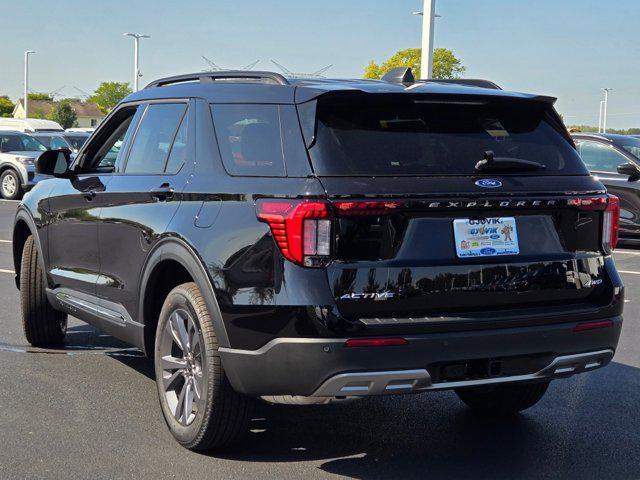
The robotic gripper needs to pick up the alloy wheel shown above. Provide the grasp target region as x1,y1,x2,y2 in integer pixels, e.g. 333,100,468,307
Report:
158,308,205,426
2,173,17,197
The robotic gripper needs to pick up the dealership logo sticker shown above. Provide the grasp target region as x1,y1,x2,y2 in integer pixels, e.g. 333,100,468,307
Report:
475,179,502,188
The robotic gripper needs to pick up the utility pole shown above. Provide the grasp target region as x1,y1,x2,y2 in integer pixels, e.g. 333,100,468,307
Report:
602,88,612,133
24,50,35,118
123,33,150,92
413,1,438,79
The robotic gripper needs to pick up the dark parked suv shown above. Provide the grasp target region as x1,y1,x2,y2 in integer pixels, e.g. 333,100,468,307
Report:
13,69,624,450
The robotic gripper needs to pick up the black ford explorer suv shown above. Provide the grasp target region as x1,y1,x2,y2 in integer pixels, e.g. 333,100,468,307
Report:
13,68,624,450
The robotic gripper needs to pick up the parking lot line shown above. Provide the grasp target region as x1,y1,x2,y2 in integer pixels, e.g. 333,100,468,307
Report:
618,270,640,275
0,240,11,244
615,250,640,256
0,269,14,274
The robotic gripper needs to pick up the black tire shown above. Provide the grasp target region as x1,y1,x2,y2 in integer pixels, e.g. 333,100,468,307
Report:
455,381,550,415
20,235,67,347
154,282,253,450
0,169,23,200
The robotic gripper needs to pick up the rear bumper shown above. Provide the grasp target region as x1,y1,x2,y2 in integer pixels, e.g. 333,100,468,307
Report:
219,315,623,397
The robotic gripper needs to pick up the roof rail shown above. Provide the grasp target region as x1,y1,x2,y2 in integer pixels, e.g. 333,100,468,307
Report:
145,70,290,89
426,78,502,90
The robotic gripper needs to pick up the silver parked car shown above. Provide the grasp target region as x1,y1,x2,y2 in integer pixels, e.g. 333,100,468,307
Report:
0,131,47,199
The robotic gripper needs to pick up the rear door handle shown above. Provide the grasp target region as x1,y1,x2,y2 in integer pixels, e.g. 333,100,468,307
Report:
150,184,174,201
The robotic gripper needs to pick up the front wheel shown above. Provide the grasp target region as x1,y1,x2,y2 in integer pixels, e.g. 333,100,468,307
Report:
154,282,253,450
455,381,550,415
20,235,67,346
0,169,23,200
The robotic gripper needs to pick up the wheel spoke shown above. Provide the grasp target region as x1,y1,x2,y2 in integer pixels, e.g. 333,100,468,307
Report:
192,373,202,400
174,380,187,420
182,380,194,424
191,329,201,355
174,311,190,351
166,315,184,351
162,355,187,371
163,369,182,392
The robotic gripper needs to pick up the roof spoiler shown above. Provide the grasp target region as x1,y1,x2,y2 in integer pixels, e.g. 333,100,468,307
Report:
427,78,502,90
380,68,502,90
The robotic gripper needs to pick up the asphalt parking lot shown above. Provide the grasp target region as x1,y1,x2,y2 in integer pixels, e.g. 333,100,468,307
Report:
0,200,637,479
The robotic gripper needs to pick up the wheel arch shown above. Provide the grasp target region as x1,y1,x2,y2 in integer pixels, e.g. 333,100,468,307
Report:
12,208,45,290
138,237,230,355
0,163,21,176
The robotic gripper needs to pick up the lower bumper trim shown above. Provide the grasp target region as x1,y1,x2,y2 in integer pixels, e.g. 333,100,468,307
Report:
311,349,614,397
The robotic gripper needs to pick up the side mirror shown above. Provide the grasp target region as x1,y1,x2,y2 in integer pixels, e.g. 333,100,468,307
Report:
36,149,72,177
617,162,640,181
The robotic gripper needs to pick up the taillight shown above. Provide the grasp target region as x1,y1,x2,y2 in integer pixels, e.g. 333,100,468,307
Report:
333,200,404,216
603,195,620,253
256,199,333,267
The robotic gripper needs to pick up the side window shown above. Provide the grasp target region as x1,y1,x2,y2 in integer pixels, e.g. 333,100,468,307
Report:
82,105,141,173
210,104,285,176
578,141,628,173
50,137,68,150
124,103,187,174
165,112,188,174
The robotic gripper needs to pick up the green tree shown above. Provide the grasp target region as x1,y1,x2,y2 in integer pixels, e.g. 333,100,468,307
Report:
27,92,53,101
432,48,465,80
88,82,132,113
47,100,77,129
0,96,14,117
32,108,46,119
364,47,465,80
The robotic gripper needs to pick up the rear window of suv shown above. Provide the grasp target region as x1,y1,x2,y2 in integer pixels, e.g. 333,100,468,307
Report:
299,94,587,177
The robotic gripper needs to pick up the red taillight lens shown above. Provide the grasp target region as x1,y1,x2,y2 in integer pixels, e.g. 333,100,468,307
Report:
333,200,404,216
603,195,620,252
256,199,332,267
568,196,608,209
573,319,613,332
345,338,409,347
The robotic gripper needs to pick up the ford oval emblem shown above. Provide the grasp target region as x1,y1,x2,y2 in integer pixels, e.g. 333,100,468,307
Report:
475,179,502,188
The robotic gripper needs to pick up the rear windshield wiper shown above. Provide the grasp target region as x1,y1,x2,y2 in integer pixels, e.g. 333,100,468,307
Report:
475,150,546,172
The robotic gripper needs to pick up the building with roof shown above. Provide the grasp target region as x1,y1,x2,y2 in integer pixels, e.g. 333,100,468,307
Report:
12,99,105,128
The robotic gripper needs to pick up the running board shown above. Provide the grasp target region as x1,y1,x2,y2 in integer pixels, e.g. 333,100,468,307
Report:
311,349,614,397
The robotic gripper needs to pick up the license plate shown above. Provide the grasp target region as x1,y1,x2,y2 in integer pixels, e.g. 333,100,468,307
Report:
453,217,519,258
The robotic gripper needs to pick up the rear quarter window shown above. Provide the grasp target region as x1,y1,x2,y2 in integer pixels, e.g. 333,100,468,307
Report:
210,104,285,177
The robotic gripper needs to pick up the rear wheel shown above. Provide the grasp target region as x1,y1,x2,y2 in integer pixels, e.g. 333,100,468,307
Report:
20,235,67,347
1,169,23,200
154,282,253,450
455,381,550,415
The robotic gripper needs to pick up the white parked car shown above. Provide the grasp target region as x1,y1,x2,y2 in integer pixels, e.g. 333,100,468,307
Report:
0,117,64,133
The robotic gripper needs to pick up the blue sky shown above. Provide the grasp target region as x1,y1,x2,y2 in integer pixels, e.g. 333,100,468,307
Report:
1,0,638,128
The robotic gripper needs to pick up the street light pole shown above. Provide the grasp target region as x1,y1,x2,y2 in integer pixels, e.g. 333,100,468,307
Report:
123,33,150,92
598,100,605,133
420,0,436,79
602,88,612,134
24,50,35,118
